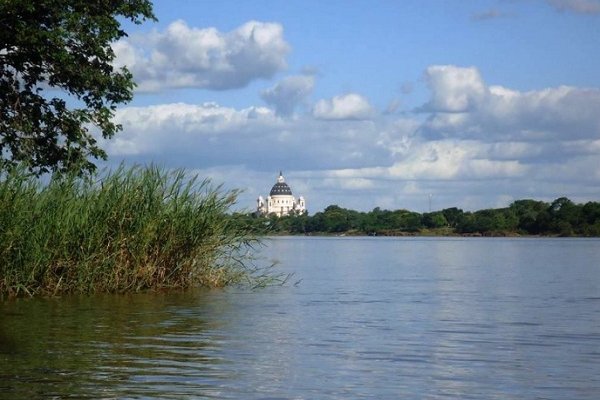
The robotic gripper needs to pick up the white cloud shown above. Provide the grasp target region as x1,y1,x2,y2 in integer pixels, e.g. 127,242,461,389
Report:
313,93,375,120
321,177,375,190
328,139,528,182
261,75,315,116
421,65,486,113
113,20,290,91
105,101,391,172
547,0,600,14
99,62,600,213
421,65,600,141
104,103,279,159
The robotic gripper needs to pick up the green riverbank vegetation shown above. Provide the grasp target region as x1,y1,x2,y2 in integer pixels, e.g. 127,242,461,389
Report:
0,166,272,299
0,2,279,299
233,198,600,237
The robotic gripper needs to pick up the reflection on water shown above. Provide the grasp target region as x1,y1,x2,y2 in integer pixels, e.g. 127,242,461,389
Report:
1,237,600,399
0,291,234,398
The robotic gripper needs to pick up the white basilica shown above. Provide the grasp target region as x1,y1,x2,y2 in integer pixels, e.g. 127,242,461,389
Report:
257,172,306,217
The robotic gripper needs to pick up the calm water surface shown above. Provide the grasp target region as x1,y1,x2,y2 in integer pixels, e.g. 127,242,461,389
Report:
1,237,600,399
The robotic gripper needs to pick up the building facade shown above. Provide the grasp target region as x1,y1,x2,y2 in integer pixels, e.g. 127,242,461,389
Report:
257,172,306,217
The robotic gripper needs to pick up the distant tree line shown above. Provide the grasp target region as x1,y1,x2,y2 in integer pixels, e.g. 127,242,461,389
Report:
230,197,600,237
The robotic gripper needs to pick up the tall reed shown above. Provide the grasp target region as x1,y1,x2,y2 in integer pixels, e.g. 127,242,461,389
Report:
0,165,269,298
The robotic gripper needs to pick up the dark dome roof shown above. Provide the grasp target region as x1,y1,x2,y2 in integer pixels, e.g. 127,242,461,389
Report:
270,181,292,196
270,172,293,196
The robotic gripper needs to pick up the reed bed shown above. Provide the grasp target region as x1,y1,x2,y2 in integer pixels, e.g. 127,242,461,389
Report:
0,165,271,298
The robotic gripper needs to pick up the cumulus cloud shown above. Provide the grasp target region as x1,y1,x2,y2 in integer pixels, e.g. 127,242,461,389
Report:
104,101,391,172
99,63,600,213
300,62,600,211
420,65,486,113
313,93,375,120
261,75,315,116
320,177,375,190
113,20,290,91
106,102,278,157
327,139,528,182
310,131,600,211
420,65,600,141
547,0,600,14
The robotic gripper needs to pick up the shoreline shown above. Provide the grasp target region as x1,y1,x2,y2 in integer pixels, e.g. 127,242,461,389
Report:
264,230,596,238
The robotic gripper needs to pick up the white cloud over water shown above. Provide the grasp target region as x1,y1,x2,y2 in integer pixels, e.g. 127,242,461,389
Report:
105,64,600,212
113,20,290,91
420,65,600,141
107,102,391,172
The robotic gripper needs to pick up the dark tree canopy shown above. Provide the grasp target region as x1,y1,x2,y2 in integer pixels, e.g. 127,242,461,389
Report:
0,0,155,175
231,197,600,237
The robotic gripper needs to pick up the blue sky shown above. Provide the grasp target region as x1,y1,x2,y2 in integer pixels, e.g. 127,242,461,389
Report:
106,0,600,213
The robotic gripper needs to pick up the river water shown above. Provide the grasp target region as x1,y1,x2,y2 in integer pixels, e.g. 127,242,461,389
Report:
1,237,600,399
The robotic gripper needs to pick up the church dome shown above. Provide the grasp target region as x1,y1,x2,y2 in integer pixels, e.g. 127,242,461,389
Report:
270,172,293,196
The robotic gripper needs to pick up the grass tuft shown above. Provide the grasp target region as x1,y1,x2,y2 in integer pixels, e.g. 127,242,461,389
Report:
0,165,275,298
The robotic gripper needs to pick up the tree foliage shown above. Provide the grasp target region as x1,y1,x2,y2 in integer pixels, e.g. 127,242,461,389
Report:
239,197,600,237
0,0,155,175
